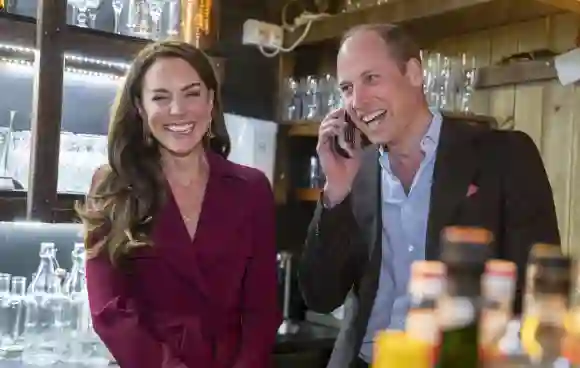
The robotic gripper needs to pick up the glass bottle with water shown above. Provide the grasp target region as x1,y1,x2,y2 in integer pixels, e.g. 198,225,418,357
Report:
62,242,109,365
21,242,69,365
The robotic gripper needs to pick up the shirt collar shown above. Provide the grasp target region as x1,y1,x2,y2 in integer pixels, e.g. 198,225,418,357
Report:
378,108,442,157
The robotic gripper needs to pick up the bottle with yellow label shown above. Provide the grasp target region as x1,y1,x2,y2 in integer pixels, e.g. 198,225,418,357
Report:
373,330,431,368
0,0,4,11
406,260,446,363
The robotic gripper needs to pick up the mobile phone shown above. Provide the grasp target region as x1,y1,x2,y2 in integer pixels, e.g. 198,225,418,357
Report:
332,111,371,158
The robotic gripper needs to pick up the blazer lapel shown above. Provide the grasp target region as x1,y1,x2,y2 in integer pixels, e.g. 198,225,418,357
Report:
350,146,381,258
426,119,482,260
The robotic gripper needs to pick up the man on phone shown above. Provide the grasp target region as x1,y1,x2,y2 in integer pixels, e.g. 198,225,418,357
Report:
298,23,560,368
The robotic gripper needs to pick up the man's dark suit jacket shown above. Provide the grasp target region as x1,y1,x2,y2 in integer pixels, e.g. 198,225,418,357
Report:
298,116,561,368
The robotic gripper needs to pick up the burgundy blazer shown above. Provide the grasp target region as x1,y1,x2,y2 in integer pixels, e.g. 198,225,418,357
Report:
85,152,281,368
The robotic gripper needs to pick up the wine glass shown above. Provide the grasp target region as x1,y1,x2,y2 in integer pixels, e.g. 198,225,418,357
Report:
112,0,124,34
85,0,103,29
148,0,167,40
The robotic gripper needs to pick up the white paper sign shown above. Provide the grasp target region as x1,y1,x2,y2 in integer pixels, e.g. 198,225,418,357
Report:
554,47,580,86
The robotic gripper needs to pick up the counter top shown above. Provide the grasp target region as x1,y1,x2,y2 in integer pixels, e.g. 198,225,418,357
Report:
275,320,338,354
0,321,338,367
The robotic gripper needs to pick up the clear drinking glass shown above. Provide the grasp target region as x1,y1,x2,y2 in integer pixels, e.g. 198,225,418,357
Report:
458,53,477,113
1,276,26,360
166,0,180,36
0,273,12,357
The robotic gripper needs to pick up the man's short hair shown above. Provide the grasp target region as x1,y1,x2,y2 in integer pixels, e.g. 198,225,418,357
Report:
341,23,421,72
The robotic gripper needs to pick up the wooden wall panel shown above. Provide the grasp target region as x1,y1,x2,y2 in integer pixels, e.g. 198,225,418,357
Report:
434,13,580,255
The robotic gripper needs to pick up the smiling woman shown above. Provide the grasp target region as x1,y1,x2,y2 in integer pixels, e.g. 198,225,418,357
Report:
75,40,281,368
141,58,216,157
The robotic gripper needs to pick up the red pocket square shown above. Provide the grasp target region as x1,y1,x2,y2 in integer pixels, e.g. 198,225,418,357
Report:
466,184,479,197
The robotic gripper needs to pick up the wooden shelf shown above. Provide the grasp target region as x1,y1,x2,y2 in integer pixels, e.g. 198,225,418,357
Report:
284,112,497,136
284,0,568,47
295,188,322,202
474,59,557,89
535,0,580,14
287,121,320,137
0,13,148,60
441,111,498,128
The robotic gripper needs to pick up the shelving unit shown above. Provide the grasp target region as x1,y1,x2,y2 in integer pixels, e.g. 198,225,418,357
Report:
283,0,579,47
287,122,320,137
0,12,225,79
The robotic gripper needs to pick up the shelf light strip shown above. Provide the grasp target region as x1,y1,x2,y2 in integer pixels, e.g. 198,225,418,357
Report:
0,43,131,70
0,57,122,80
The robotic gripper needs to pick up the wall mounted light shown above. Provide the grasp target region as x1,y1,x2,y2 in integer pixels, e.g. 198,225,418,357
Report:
0,42,129,80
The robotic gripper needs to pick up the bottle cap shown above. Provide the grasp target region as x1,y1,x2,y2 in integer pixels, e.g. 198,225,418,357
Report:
442,226,493,244
440,226,492,266
411,261,446,279
485,259,517,277
528,243,562,263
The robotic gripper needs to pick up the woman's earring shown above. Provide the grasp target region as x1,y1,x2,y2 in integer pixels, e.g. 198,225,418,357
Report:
144,133,154,146
206,128,215,139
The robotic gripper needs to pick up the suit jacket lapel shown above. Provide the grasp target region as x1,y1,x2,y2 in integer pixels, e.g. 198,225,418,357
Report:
351,146,381,258
426,118,482,260
350,146,383,360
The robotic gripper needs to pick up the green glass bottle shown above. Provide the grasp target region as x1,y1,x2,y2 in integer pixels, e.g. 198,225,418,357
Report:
436,226,492,368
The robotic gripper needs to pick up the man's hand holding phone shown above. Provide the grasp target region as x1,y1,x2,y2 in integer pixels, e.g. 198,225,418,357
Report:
317,107,365,207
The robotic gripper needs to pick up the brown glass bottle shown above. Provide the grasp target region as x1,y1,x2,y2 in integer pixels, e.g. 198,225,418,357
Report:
524,243,563,313
436,226,492,368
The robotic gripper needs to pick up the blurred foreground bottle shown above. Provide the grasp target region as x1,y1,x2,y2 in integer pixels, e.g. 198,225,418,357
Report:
520,246,571,365
480,259,518,363
436,226,492,368
563,258,580,366
523,243,562,313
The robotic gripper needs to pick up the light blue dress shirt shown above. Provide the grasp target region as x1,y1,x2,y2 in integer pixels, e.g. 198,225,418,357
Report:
359,111,443,362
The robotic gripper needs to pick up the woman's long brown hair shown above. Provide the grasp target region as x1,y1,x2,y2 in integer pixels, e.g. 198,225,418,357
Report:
75,40,230,266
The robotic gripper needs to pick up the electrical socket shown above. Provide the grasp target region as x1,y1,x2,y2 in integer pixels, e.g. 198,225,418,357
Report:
242,19,284,50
